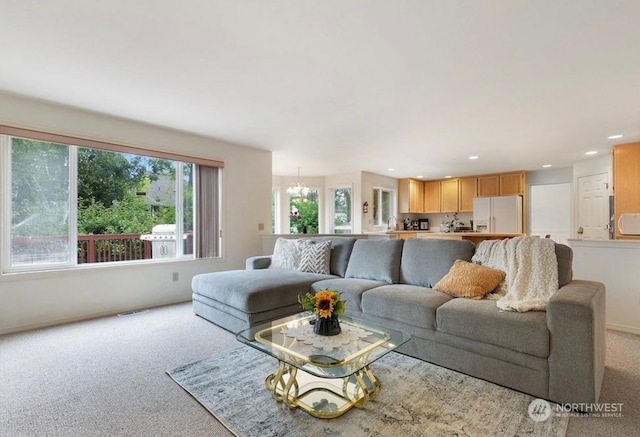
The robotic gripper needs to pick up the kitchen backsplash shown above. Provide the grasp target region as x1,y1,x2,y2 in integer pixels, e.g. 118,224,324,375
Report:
398,212,473,230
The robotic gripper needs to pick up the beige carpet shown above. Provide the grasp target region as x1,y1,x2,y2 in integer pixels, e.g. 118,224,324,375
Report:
1,302,638,436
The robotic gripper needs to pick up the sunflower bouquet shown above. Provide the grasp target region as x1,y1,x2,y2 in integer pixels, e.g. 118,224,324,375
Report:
298,289,346,319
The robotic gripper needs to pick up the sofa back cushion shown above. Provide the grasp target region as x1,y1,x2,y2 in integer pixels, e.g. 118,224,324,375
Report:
307,237,357,277
400,238,476,288
555,243,573,288
345,239,404,284
269,237,356,276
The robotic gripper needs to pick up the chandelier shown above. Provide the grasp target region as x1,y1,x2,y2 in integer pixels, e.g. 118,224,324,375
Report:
286,167,310,197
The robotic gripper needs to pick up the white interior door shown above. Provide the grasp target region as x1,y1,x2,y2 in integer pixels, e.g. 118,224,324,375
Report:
577,173,609,239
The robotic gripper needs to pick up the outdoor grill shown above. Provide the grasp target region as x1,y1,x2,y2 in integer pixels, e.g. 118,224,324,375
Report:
140,224,178,259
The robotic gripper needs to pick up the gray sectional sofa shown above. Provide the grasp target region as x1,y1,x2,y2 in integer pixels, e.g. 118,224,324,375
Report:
191,236,606,405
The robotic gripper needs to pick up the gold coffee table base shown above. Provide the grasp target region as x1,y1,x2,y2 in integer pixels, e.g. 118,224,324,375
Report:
265,360,381,419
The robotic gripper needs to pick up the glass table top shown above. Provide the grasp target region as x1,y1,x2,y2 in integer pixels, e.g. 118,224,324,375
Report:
236,312,411,379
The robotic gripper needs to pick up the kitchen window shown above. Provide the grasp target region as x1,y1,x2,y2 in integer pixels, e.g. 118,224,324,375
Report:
373,187,394,227
1,126,222,273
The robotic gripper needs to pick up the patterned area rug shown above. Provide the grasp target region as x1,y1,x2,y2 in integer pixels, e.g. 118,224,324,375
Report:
167,347,568,437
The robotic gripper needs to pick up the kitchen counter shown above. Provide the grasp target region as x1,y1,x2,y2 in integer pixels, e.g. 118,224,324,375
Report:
383,231,524,244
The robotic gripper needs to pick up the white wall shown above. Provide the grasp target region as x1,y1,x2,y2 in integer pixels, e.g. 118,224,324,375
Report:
0,93,272,334
569,239,640,335
526,167,573,244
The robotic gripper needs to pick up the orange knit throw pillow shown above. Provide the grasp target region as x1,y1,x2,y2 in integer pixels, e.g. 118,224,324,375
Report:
434,260,506,299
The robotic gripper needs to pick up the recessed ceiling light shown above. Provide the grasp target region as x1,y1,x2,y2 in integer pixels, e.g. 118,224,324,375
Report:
445,175,452,178
416,175,424,179
469,156,479,160
388,168,395,171
608,134,623,139
542,164,552,168
585,151,598,156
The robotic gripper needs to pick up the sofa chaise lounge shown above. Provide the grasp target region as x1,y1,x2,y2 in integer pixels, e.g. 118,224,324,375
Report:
191,236,606,405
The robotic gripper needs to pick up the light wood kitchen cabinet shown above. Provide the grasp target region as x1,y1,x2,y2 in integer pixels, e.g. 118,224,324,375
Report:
613,142,640,240
440,178,459,212
423,180,441,213
458,177,477,212
477,175,500,197
398,178,424,213
477,172,525,196
499,172,525,196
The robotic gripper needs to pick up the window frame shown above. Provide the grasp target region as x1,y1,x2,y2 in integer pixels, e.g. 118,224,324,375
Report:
329,185,353,234
271,187,281,234
372,187,396,228
288,187,321,235
1,126,223,274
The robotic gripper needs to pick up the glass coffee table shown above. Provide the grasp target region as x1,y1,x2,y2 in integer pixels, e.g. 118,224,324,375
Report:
236,312,411,418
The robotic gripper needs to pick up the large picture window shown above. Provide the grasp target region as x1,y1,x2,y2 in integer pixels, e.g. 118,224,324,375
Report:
1,127,222,273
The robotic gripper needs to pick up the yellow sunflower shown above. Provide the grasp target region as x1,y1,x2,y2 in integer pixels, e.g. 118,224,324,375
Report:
313,290,336,318
298,289,346,318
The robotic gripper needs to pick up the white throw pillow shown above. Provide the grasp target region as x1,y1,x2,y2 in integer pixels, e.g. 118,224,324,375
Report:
270,238,304,270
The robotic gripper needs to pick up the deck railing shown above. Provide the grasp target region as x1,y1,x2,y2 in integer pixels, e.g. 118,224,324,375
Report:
77,234,152,263
11,233,195,264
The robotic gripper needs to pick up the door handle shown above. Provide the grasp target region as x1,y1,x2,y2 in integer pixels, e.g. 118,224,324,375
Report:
577,226,584,235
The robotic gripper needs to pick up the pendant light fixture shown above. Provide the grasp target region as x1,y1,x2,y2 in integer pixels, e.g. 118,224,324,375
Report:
286,167,310,197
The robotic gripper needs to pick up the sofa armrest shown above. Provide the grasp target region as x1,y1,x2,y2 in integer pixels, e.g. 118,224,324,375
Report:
547,279,606,404
246,255,272,270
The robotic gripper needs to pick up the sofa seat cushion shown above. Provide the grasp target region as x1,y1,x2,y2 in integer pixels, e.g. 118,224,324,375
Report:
191,269,336,313
311,278,388,311
400,238,476,287
436,299,550,358
361,284,454,330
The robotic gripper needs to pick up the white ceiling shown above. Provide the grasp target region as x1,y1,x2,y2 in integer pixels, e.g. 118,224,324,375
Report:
1,1,639,178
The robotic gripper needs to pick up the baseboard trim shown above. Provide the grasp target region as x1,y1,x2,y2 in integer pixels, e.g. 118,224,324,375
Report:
607,323,640,336
0,298,191,335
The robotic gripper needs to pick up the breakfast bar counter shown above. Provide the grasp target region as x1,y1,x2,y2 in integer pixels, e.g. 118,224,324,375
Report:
384,231,524,245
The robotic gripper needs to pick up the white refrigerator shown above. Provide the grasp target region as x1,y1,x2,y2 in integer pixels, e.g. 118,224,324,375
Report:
473,196,523,233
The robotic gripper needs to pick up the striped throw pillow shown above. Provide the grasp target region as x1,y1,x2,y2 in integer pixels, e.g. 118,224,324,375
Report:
298,241,331,274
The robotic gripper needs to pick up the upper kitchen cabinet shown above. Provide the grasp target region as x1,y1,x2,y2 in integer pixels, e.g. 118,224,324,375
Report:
458,177,477,212
613,142,640,240
477,175,500,197
398,178,424,213
499,172,526,196
440,178,459,213
423,180,441,213
477,172,526,197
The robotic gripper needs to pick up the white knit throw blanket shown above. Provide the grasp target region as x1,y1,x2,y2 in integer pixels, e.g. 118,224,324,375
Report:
471,236,558,312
